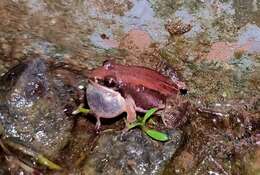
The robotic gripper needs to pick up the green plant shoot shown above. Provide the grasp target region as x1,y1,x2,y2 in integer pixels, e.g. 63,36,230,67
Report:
73,105,169,141
72,105,90,115
128,108,170,142
142,108,158,126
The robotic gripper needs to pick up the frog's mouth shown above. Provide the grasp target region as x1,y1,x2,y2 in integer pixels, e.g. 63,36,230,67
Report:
89,77,188,96
88,77,120,92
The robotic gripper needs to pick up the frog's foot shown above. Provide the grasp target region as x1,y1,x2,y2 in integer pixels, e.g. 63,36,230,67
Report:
155,109,167,127
122,118,131,133
125,96,137,123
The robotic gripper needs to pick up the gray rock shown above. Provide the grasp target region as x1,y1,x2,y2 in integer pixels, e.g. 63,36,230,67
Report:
0,58,73,158
83,129,182,175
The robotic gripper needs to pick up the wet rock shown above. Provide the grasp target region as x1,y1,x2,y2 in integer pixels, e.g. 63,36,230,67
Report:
120,29,153,53
233,0,260,26
251,148,260,174
83,129,182,175
207,24,260,61
237,24,260,54
0,154,9,175
206,42,237,61
0,57,73,158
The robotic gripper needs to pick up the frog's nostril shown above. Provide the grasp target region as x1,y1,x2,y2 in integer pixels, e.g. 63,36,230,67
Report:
180,89,188,95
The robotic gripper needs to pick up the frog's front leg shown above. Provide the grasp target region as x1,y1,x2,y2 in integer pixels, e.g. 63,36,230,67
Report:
124,96,137,123
95,116,101,131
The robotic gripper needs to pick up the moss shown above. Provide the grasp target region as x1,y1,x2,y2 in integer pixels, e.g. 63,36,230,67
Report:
150,0,183,17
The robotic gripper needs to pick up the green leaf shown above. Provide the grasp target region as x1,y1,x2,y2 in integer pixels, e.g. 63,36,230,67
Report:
37,154,62,170
142,108,158,126
143,127,169,142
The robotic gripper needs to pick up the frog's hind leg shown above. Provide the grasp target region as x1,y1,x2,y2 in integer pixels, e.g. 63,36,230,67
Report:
125,96,137,123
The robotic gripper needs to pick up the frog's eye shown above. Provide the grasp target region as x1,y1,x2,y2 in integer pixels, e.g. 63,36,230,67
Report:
104,75,117,87
180,88,188,95
103,60,114,70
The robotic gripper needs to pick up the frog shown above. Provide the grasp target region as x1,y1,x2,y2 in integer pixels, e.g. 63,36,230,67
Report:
84,60,187,129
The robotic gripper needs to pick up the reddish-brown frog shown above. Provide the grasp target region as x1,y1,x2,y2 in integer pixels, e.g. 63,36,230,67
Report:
86,60,187,129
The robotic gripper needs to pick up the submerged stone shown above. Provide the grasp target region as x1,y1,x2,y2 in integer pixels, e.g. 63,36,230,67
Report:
83,129,182,175
0,58,73,158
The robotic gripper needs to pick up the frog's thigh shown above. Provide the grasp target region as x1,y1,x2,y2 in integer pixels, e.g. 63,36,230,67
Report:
125,96,137,123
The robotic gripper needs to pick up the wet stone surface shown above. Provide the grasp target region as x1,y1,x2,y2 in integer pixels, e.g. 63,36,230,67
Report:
0,0,259,174
83,129,183,175
0,58,73,158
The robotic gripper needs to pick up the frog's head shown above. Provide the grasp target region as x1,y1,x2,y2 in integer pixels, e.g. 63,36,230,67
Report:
87,60,116,82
